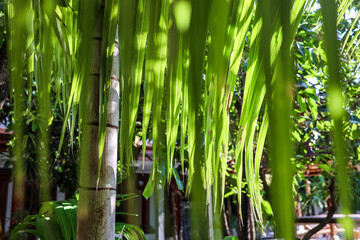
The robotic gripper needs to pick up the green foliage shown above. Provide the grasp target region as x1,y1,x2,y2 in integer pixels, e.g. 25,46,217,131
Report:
115,223,146,240
11,199,78,240
297,176,328,214
11,196,145,240
292,0,360,197
1,82,79,197
223,236,239,240
4,0,360,238
290,2,360,238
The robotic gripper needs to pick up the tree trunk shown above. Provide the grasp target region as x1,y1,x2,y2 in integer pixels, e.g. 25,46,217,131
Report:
170,181,180,240
223,197,232,236
240,189,250,240
302,178,337,240
155,183,165,240
0,41,9,108
240,159,256,240
77,3,119,239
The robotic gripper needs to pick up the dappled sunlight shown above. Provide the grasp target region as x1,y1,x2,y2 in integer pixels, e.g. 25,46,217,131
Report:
1,0,359,239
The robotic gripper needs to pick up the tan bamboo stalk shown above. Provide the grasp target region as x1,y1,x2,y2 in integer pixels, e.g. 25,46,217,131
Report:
76,10,102,238
77,4,119,240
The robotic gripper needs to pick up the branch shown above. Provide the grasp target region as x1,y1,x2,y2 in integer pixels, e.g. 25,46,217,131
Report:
302,177,337,240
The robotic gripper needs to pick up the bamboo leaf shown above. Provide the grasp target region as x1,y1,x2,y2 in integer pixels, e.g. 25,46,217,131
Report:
166,3,183,181
187,0,211,236
172,167,184,191
142,177,155,199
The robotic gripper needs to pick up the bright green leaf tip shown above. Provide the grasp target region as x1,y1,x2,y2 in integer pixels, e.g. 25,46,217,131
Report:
328,88,345,119
174,1,191,32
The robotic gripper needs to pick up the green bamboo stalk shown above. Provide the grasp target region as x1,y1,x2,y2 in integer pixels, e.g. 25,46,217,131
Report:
5,0,28,213
76,0,102,239
268,0,295,235
25,1,34,111
187,0,211,237
320,0,354,238
38,0,55,202
259,0,305,237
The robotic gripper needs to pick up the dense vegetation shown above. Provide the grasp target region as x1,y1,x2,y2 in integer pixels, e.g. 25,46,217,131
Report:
0,0,359,239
